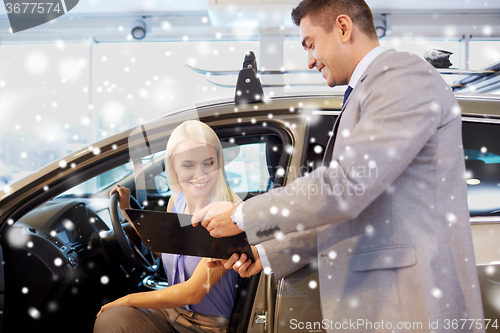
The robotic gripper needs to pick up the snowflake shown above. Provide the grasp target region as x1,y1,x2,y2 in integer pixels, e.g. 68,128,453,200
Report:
365,224,374,236
431,287,443,299
387,148,397,158
348,297,359,308
26,51,48,75
274,231,285,241
28,307,41,320
446,212,457,224
100,276,110,285
430,102,440,112
48,301,58,312
451,105,461,116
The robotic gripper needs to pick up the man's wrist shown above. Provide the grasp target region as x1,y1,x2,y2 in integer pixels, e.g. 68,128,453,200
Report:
232,202,246,231
230,205,239,225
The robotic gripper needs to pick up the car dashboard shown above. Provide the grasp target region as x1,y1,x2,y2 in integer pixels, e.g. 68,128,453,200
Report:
1,197,126,333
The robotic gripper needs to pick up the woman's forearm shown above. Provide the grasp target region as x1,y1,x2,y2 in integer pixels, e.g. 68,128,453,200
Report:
121,280,203,309
98,258,225,318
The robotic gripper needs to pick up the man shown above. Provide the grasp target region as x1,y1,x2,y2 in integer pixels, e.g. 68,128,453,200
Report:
193,0,484,331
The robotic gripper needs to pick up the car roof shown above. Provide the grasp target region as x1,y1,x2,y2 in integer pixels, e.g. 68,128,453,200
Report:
152,92,500,120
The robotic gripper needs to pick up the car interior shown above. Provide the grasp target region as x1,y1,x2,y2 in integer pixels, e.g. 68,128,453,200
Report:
0,120,293,333
462,121,500,216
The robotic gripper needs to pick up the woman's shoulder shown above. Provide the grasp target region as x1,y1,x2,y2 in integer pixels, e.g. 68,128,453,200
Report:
166,192,181,212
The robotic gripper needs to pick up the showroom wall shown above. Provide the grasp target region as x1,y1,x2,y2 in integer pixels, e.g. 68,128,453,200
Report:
0,0,499,191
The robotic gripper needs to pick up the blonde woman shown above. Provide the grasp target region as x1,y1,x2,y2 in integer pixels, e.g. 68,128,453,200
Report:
94,120,242,333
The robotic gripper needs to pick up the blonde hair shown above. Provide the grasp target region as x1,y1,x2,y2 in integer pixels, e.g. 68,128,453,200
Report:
165,120,242,205
165,120,242,289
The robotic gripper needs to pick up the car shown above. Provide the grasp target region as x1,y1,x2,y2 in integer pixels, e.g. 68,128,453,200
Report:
0,70,500,333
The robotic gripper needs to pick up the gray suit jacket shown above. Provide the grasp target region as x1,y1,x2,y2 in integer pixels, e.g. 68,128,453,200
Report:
245,49,484,332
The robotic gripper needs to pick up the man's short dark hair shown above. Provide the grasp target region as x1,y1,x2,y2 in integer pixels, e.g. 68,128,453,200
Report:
291,0,377,39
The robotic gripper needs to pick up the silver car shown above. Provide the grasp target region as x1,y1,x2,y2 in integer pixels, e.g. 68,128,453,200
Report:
0,91,499,333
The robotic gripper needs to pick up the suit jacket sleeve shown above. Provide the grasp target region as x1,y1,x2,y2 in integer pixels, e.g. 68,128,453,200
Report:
259,228,318,280
242,51,458,244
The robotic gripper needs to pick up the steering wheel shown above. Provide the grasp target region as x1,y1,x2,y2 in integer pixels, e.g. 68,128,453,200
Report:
109,192,160,274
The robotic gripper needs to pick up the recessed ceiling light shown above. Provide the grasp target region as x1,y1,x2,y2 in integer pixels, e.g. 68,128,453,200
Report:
466,178,481,185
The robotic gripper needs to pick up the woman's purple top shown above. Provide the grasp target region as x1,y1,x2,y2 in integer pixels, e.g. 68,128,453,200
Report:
161,192,239,318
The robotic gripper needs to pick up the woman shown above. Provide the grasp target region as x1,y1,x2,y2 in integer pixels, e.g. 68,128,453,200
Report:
94,120,242,333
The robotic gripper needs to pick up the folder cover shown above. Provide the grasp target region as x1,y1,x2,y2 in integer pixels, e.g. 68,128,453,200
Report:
125,208,254,261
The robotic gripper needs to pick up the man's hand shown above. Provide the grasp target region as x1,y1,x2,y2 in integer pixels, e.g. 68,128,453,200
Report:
191,201,243,238
208,246,262,278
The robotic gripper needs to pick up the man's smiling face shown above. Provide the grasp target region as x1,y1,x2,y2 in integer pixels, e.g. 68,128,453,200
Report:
300,14,350,87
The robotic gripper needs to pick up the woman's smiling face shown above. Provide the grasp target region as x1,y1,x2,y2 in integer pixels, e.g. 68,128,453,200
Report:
172,139,219,198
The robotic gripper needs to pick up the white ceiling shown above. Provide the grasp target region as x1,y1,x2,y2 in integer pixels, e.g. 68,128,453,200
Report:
7,0,497,14
0,0,499,42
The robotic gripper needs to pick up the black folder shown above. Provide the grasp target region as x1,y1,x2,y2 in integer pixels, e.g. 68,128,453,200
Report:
125,209,254,261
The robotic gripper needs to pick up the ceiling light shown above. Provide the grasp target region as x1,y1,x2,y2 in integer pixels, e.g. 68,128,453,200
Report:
466,178,481,185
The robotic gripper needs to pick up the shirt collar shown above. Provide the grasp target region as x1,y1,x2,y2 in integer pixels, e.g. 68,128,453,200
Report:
348,46,387,89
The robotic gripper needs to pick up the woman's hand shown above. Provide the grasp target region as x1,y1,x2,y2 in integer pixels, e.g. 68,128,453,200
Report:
110,184,131,211
96,295,129,318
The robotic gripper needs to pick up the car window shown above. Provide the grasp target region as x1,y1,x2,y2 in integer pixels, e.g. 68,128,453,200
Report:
462,121,500,216
59,152,165,197
223,142,270,193
59,162,134,196
304,113,337,174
